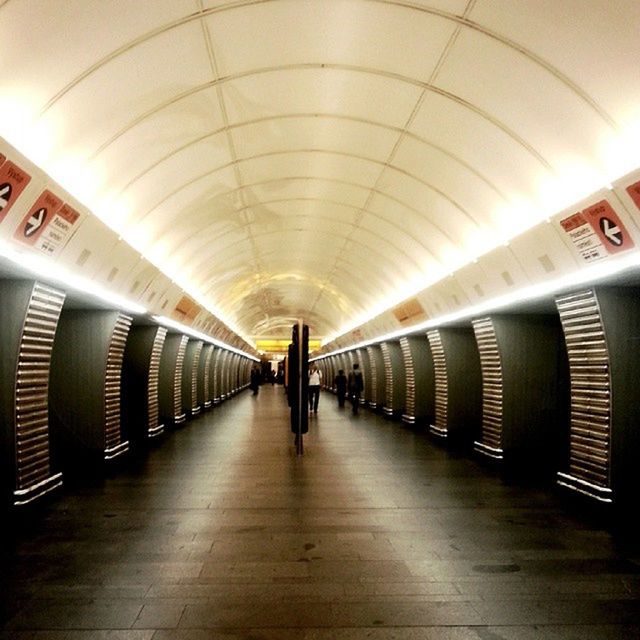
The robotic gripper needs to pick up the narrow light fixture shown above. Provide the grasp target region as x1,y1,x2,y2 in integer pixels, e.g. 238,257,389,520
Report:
0,240,147,314
152,314,260,361
314,250,640,360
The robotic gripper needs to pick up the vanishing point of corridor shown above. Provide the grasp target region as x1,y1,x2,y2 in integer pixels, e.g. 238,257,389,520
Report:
2,386,640,639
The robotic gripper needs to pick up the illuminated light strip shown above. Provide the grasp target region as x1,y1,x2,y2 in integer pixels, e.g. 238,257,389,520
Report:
0,240,147,314
313,250,640,361
152,315,260,361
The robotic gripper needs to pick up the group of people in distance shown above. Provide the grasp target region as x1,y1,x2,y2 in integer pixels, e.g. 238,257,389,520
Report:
308,363,364,415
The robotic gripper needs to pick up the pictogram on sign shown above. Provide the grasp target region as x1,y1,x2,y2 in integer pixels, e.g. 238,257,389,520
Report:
582,200,634,254
560,199,635,263
0,160,32,222
14,189,63,245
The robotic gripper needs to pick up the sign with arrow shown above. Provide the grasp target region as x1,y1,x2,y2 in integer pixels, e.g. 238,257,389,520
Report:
583,200,634,254
0,160,32,223
14,189,63,245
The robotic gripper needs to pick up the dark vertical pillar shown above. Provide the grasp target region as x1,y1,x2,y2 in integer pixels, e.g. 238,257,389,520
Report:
400,335,434,426
158,333,188,427
289,323,309,453
427,327,482,449
0,280,65,506
121,324,168,445
182,339,203,417
472,314,568,479
50,309,133,467
355,348,369,405
198,344,214,410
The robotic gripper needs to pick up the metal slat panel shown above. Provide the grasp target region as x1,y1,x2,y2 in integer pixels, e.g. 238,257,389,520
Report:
400,337,415,423
147,326,167,437
103,313,132,458
556,289,611,501
427,329,448,437
380,342,394,414
173,335,189,419
366,346,378,408
201,344,213,408
14,283,65,499
472,317,504,458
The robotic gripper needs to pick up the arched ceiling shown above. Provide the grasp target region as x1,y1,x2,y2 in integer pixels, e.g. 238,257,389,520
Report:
2,0,639,344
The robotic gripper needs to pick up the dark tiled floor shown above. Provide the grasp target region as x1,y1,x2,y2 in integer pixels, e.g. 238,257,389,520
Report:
1,385,639,639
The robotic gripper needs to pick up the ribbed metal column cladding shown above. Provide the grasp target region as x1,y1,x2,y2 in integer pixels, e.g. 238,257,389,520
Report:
210,347,220,403
366,346,378,408
104,313,132,459
399,337,415,423
173,335,189,422
147,326,167,437
380,342,394,415
472,317,504,459
556,290,612,501
190,341,203,415
219,351,229,400
201,344,214,408
14,283,65,503
355,349,367,404
427,329,448,438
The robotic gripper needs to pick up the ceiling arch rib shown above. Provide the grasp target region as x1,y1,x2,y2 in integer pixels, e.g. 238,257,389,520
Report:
154,197,444,266
191,225,421,290
38,0,615,131
108,113,504,204
129,148,483,241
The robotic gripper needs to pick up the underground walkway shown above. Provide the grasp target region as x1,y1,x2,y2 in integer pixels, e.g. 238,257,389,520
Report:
1,385,640,639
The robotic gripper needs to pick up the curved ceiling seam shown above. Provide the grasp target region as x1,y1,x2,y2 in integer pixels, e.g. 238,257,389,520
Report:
197,0,268,318
82,63,551,173
109,113,505,203
186,223,425,281
130,148,483,238
153,196,447,263
38,0,614,131
192,240,418,311
137,173,459,247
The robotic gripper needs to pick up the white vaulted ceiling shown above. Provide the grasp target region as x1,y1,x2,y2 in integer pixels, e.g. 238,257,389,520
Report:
1,0,640,345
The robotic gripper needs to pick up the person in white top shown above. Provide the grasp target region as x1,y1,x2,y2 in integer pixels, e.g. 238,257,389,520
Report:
308,364,322,413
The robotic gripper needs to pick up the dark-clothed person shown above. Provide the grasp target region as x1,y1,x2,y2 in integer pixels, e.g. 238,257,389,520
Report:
250,366,260,395
334,369,348,407
348,363,364,414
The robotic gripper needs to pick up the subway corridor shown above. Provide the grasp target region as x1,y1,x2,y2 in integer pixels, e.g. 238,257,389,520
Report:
1,385,640,639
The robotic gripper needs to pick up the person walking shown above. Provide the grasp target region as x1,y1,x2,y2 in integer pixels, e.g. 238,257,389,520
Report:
334,369,348,407
308,364,322,413
250,365,260,395
348,363,364,415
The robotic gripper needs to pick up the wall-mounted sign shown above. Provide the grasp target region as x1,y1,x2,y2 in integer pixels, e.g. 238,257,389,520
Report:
626,179,640,212
559,199,634,263
14,189,63,244
13,189,83,255
0,160,32,223
33,202,81,255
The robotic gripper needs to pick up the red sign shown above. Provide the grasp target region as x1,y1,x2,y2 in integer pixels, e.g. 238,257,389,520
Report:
626,180,640,212
560,212,586,232
14,189,63,245
0,160,32,222
582,199,635,254
57,203,80,225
